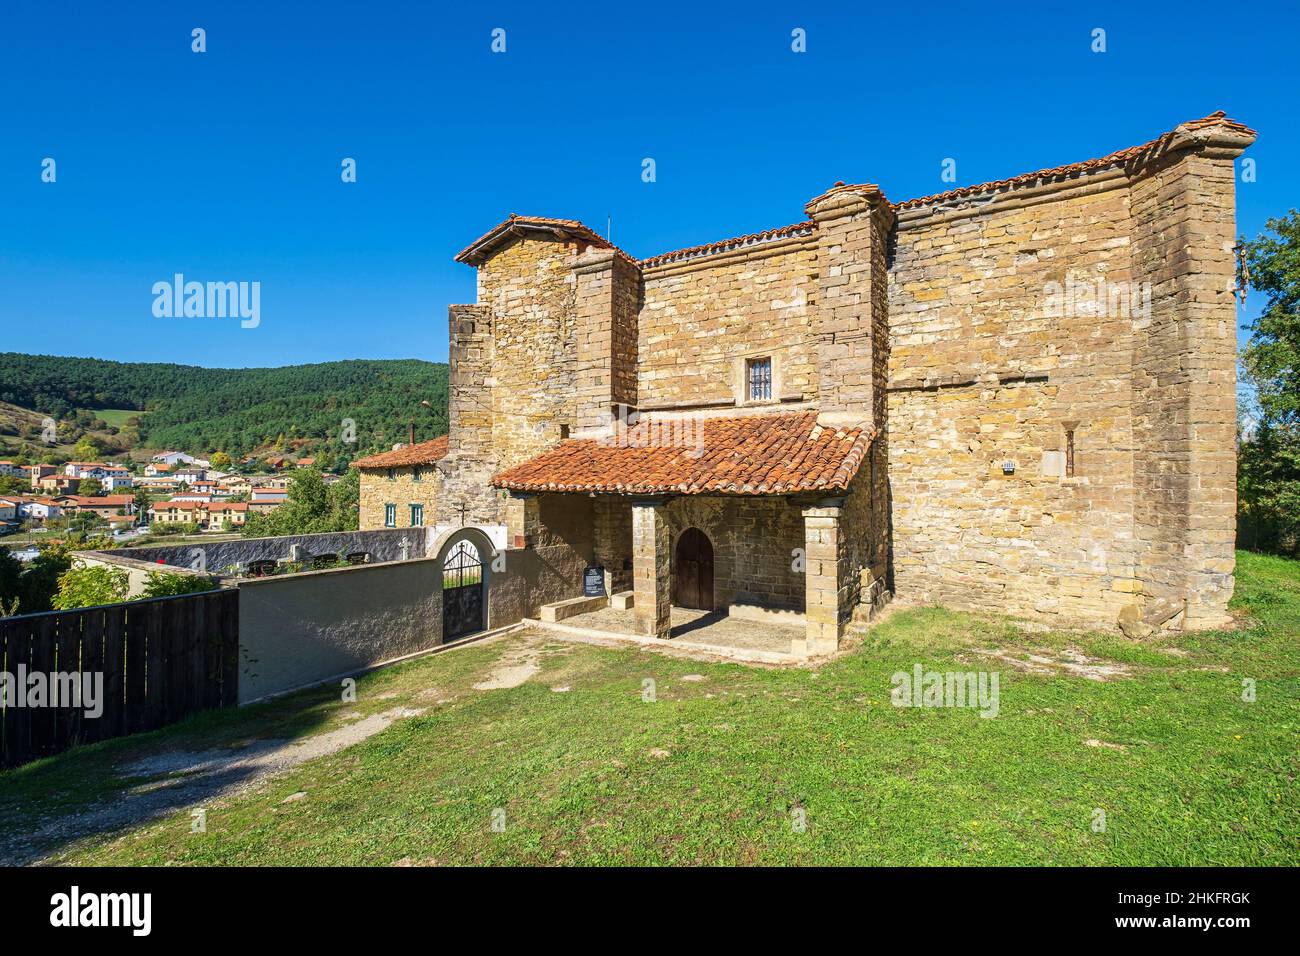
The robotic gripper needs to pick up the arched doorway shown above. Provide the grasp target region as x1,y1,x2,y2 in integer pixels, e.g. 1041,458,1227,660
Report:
442,537,485,640
673,527,714,610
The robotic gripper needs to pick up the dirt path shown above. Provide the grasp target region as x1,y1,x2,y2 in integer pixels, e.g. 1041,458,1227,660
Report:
0,706,426,866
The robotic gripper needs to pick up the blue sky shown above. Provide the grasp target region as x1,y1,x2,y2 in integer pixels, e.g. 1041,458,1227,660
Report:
1,0,1296,368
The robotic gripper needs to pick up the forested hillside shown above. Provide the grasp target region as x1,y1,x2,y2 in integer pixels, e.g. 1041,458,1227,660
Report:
0,353,448,462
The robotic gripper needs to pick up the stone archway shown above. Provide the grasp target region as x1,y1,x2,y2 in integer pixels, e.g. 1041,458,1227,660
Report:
673,527,714,610
434,527,495,641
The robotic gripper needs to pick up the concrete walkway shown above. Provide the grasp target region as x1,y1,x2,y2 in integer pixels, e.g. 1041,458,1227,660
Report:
529,605,807,664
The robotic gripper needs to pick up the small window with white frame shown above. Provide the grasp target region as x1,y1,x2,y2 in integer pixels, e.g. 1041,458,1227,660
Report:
746,356,773,402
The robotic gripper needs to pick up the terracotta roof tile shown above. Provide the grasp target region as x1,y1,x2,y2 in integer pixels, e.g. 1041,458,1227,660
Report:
640,221,817,269
455,215,637,267
894,111,1256,211
351,436,450,469
491,412,873,496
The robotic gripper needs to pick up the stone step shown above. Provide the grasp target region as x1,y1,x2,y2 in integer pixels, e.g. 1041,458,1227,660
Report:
539,594,609,623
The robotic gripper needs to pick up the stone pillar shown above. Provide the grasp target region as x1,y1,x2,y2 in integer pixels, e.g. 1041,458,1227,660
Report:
572,250,640,437
505,493,540,550
593,497,633,595
438,304,503,527
447,304,493,459
1129,117,1255,629
803,500,847,655
631,499,671,639
804,183,895,430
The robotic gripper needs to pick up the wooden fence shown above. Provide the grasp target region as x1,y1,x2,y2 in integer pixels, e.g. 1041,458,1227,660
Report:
0,589,239,769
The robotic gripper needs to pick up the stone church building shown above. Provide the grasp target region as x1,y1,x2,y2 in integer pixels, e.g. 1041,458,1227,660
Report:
354,111,1255,652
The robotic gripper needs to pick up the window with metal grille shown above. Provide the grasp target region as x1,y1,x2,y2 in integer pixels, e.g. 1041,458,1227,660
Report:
747,357,772,402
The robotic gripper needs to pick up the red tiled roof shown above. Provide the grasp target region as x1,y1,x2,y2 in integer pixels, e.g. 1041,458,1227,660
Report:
455,215,637,267
491,412,873,496
804,181,889,213
894,111,1256,211
152,499,203,510
454,114,1254,277
55,495,134,507
351,436,450,469
640,221,817,269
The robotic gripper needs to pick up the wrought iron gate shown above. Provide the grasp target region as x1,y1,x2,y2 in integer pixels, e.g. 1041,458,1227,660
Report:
442,540,484,640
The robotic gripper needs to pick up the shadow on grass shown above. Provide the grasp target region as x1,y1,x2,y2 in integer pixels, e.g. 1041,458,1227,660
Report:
0,681,346,866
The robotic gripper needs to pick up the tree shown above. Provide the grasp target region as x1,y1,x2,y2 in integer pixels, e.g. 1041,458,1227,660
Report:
0,546,24,617
77,476,102,496
242,467,358,537
52,564,129,610
1242,211,1300,426
72,435,101,460
139,571,216,597
132,486,151,518
14,546,72,613
65,512,109,544
210,451,233,470
1239,211,1300,555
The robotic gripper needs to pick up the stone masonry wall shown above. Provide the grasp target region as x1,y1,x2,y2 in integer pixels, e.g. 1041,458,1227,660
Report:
359,466,440,531
639,239,819,410
480,238,580,467
1130,151,1240,627
662,495,807,610
888,180,1141,625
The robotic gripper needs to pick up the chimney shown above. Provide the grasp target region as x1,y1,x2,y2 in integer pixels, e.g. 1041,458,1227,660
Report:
409,422,415,446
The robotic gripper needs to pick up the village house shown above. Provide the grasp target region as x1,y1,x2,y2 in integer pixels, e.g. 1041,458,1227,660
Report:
217,475,253,496
248,487,288,514
134,476,181,494
27,464,58,489
0,461,28,480
148,498,248,530
37,475,81,495
353,112,1253,649
172,467,208,485
53,494,137,521
6,497,62,524
353,436,447,530
150,450,209,469
63,461,131,481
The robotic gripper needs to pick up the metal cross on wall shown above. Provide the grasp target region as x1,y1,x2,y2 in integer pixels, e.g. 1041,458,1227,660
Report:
456,501,469,527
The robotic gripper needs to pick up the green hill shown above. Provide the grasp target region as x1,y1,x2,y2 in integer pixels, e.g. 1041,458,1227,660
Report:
0,353,449,463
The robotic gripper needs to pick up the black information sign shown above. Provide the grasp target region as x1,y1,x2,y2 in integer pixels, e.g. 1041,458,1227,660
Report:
583,565,606,597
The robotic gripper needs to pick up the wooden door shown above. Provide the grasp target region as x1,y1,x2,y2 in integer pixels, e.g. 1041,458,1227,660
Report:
673,528,714,610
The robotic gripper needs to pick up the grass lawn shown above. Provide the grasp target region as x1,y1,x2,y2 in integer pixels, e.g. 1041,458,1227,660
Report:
1,551,1296,866
80,407,143,428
